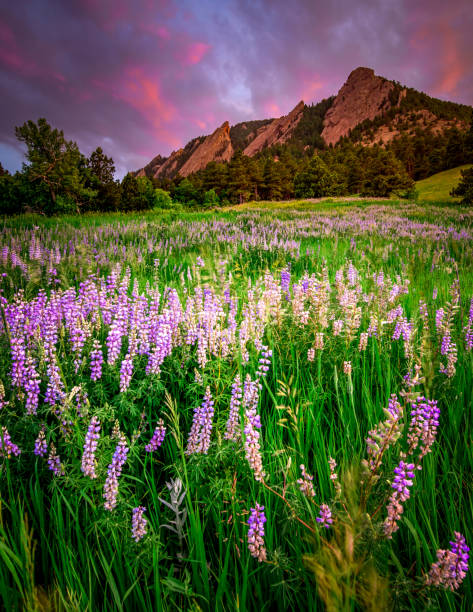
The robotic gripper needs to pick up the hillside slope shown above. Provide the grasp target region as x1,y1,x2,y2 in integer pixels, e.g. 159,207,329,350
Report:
416,165,472,201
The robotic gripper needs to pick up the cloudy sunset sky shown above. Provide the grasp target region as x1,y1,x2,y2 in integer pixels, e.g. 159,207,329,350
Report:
1,0,472,176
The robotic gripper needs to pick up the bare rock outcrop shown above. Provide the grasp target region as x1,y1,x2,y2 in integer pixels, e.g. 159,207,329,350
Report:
179,121,233,177
243,101,305,156
321,67,394,146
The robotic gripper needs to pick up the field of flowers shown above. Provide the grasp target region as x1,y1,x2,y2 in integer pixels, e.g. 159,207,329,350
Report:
0,201,472,611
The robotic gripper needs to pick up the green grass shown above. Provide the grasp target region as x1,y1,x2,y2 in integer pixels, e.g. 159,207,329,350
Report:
416,164,472,202
0,203,472,610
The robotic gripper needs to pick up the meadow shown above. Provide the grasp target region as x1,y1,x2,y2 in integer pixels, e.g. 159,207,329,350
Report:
0,200,472,611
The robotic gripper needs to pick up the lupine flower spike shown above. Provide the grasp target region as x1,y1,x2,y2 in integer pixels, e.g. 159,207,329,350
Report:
131,506,148,542
248,503,267,562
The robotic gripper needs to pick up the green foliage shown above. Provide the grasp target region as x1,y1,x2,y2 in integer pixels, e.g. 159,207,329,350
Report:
154,188,173,209
229,119,273,151
15,118,86,214
360,148,413,197
290,97,334,149
172,178,200,205
451,166,473,205
294,155,338,198
203,188,219,205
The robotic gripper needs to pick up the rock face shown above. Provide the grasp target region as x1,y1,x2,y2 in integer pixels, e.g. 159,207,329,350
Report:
321,67,394,146
178,121,233,177
243,101,305,156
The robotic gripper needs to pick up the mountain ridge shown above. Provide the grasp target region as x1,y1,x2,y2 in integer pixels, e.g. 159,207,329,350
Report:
137,66,472,179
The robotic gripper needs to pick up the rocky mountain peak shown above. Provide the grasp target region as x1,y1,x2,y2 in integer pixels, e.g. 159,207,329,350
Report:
242,100,305,157
178,121,233,177
321,67,394,146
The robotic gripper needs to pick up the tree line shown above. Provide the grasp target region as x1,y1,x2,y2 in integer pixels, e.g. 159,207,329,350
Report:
1,117,472,215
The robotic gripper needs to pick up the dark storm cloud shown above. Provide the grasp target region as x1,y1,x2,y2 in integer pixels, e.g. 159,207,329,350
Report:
0,0,472,176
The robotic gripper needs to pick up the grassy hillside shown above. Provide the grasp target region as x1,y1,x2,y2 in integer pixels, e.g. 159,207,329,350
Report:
416,164,472,201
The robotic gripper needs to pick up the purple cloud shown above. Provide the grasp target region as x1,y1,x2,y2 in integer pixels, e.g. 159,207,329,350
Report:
0,0,471,177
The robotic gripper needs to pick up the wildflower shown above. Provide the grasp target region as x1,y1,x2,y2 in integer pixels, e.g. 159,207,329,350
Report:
119,353,133,392
307,348,315,362
435,308,444,331
383,461,415,538
24,355,40,415
315,333,324,350
365,395,403,473
329,457,342,496
145,419,166,452
407,397,440,459
131,506,148,542
426,532,469,591
47,444,64,476
90,340,103,381
358,332,368,351
248,503,267,562
243,377,265,482
297,464,315,498
103,433,128,511
343,361,352,376
316,504,333,528
186,386,215,455
256,346,272,378
0,380,8,410
224,374,242,441
34,427,48,457
333,319,343,336
81,416,101,478
0,427,21,458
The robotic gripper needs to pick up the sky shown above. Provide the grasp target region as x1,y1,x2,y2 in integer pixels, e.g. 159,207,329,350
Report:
1,0,472,177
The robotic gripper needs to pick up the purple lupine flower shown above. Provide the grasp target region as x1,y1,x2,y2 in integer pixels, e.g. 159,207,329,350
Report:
435,308,444,331
407,397,440,459
243,376,265,482
196,386,214,454
297,464,315,498
256,346,272,379
224,374,242,441
0,427,21,458
316,504,333,528
34,427,48,457
281,265,291,298
103,433,128,511
426,532,469,591
248,503,267,562
24,355,41,415
440,334,451,356
81,416,101,478
186,386,215,455
383,461,415,538
119,353,133,392
90,340,103,381
131,506,148,542
47,444,64,476
145,419,166,452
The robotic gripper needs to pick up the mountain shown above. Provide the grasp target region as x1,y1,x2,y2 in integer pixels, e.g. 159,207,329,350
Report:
136,67,472,179
321,67,395,145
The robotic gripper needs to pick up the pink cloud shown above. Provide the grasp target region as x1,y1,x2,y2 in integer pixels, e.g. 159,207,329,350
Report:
106,66,180,148
180,41,211,66
263,101,281,116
